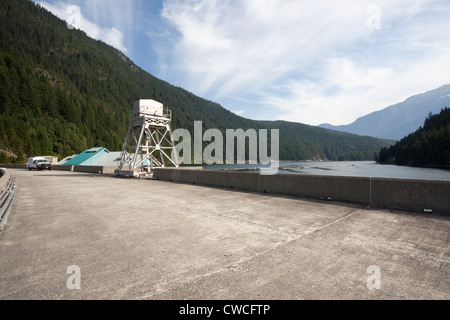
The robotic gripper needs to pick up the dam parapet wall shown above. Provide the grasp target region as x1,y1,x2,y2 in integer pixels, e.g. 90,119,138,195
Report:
153,168,450,214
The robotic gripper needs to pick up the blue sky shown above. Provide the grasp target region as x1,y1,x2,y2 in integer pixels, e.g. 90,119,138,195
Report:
34,0,450,126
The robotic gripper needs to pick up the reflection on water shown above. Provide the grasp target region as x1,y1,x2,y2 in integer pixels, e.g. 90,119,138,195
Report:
202,161,450,181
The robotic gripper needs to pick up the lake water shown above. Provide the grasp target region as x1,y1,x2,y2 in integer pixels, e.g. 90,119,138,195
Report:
203,161,450,181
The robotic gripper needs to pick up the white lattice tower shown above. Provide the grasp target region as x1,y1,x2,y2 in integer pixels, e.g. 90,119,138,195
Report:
115,100,179,177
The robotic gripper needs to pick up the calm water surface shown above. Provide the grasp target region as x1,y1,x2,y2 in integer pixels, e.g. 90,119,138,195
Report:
203,161,450,181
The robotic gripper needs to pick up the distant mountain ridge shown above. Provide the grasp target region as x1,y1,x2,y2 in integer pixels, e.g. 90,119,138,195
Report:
319,85,450,140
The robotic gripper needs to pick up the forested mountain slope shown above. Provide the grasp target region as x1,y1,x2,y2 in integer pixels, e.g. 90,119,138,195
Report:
0,0,393,163
378,108,450,167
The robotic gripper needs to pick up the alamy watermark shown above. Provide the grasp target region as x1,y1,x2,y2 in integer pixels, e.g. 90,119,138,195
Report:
66,265,81,290
171,121,280,174
66,5,81,30
367,265,381,290
367,5,381,30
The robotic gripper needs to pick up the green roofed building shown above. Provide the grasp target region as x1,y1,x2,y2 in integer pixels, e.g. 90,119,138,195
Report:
63,147,121,166
60,147,153,168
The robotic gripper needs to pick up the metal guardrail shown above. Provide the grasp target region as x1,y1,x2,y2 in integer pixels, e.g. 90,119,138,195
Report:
0,170,17,232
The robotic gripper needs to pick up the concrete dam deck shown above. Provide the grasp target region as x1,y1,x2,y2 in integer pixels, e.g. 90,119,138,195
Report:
0,168,449,300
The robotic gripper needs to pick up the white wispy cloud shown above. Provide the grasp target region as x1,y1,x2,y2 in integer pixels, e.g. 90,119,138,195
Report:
231,110,245,116
157,0,450,125
37,1,129,53
35,0,450,125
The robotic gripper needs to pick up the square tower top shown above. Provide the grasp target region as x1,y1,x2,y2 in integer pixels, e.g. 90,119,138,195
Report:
133,99,164,117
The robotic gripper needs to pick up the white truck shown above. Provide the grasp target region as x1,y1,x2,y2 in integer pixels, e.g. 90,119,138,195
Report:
27,157,52,171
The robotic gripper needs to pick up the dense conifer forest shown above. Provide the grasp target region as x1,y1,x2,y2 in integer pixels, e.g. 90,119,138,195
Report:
0,0,393,164
378,108,450,167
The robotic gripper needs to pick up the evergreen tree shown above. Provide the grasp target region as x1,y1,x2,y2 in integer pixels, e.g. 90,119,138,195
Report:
0,0,393,163
378,108,450,167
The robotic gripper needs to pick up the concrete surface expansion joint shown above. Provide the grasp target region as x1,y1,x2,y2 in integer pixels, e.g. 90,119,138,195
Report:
137,208,361,300
1,169,449,300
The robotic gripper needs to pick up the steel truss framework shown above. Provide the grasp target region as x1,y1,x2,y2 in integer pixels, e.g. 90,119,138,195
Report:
116,112,179,177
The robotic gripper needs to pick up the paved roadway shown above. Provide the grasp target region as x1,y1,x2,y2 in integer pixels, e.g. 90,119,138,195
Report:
0,169,449,300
